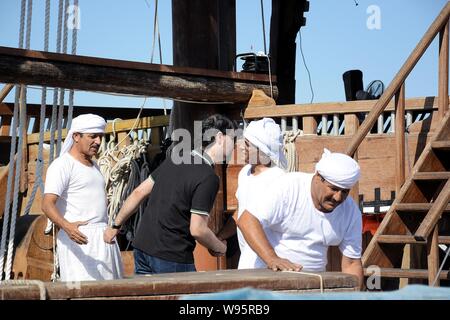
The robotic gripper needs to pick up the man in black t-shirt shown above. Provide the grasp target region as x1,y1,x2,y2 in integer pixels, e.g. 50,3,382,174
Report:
104,114,236,274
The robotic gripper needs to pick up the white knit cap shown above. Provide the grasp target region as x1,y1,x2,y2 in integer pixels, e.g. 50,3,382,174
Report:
315,148,360,189
60,114,106,155
243,118,287,169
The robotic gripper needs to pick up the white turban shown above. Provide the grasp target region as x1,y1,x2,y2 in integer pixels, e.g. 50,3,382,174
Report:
315,148,360,189
244,118,287,169
60,114,106,155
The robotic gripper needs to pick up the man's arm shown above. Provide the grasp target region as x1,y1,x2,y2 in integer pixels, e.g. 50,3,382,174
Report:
238,210,302,271
341,255,364,290
42,194,88,245
103,177,154,243
190,214,226,255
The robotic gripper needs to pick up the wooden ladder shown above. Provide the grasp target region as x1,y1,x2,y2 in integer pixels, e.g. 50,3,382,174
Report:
362,112,450,286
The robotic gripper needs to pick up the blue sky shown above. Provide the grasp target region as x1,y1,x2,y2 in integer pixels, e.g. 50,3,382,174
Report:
0,0,447,109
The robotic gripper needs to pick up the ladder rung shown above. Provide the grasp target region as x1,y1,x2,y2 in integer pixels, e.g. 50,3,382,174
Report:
377,235,450,244
364,268,450,280
413,172,450,180
431,140,450,150
395,203,450,213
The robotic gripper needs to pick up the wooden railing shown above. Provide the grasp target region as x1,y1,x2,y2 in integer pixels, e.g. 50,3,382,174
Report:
245,96,443,137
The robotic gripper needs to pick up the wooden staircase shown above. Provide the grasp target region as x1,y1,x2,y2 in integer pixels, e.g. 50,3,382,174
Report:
362,112,450,285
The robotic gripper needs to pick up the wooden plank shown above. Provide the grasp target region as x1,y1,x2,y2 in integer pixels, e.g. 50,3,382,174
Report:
414,179,450,240
245,97,443,119
395,84,406,195
431,140,450,149
27,115,169,145
0,83,14,103
0,269,358,300
0,46,276,104
364,267,449,279
346,2,450,156
438,21,449,120
0,102,169,119
413,172,450,180
427,226,440,286
396,203,450,212
377,235,450,244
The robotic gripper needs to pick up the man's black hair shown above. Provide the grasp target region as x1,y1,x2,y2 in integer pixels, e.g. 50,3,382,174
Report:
201,114,236,149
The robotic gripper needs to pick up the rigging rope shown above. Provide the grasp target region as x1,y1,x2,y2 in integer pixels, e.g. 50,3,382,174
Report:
283,129,302,173
0,0,27,281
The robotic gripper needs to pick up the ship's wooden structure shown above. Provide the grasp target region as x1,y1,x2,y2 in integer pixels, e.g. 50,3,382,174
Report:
0,0,449,299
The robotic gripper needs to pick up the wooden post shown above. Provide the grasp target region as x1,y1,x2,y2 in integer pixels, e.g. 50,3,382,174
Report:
395,83,406,195
302,116,317,135
19,86,28,193
438,21,449,120
427,226,440,286
344,114,360,203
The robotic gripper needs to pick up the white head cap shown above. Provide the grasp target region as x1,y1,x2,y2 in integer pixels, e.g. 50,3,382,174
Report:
243,118,287,169
60,114,106,156
315,148,360,189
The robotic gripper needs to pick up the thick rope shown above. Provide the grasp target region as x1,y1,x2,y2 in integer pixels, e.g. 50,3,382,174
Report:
283,130,302,172
1,280,47,300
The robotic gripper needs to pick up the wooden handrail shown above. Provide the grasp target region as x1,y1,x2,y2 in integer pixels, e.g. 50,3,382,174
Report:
345,2,450,156
26,115,169,144
244,96,443,118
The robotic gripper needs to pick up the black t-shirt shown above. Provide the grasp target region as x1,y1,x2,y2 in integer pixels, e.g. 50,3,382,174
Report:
132,151,219,264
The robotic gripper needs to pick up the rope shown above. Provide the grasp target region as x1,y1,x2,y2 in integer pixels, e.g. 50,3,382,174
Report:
260,0,267,55
1,280,47,300
23,0,50,214
282,270,324,293
0,0,27,281
67,0,78,129
283,129,302,172
49,0,64,163
4,86,27,280
55,0,69,156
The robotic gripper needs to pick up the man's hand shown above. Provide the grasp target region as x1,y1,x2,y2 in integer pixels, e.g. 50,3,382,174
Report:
208,239,227,257
62,221,89,244
103,227,120,244
267,257,303,272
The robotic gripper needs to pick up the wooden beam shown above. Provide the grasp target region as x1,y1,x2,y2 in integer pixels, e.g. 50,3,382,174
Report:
0,102,169,119
346,2,450,156
27,115,169,144
438,21,449,120
427,226,440,286
0,46,276,104
0,84,13,103
395,84,406,195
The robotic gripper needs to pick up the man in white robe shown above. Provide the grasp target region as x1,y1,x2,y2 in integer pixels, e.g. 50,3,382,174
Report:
42,114,123,282
238,148,364,289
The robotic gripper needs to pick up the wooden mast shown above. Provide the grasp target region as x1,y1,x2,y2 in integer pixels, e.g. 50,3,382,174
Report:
171,0,237,271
